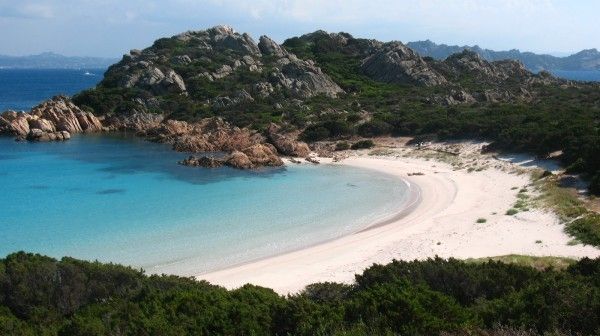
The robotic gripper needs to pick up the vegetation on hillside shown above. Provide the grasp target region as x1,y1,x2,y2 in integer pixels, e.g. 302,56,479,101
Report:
1,252,600,335
283,34,600,187
73,30,600,194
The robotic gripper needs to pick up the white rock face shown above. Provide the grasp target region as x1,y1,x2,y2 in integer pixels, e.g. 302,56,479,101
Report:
103,26,345,101
258,35,286,57
361,42,447,86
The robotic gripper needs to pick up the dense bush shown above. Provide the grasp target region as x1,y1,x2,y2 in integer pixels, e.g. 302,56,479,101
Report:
335,141,350,151
590,173,600,195
1,253,600,335
351,139,375,150
566,214,600,246
301,120,353,141
357,120,392,137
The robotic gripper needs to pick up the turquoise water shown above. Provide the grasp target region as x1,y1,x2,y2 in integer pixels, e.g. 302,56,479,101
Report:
0,135,408,274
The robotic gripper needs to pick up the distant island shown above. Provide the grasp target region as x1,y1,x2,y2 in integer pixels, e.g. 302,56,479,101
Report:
407,40,600,72
0,52,117,69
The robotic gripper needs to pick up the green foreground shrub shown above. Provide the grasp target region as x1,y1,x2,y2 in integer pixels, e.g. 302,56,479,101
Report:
1,252,600,335
351,139,375,150
335,141,350,151
566,213,600,246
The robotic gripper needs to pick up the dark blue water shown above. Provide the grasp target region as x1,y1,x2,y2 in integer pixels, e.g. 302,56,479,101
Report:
550,70,600,82
0,68,104,111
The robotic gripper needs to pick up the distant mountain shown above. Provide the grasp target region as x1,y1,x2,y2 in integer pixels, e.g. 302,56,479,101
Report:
0,52,117,69
406,40,600,72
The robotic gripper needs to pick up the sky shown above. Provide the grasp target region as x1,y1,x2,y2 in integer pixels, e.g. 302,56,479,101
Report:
0,0,598,57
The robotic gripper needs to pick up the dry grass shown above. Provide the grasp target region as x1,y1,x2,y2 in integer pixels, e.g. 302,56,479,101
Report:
467,254,576,271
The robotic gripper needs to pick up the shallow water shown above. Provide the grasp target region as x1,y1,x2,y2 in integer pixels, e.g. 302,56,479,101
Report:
0,134,409,274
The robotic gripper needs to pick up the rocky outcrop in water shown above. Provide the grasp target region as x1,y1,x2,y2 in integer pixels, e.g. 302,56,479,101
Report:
225,151,254,169
26,129,71,142
0,111,31,136
241,143,283,167
179,155,224,168
178,143,282,170
147,117,283,169
31,96,103,133
0,95,102,141
145,117,263,153
266,123,310,157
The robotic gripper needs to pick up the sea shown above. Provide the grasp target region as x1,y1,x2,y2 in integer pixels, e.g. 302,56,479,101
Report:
0,69,409,274
0,68,104,111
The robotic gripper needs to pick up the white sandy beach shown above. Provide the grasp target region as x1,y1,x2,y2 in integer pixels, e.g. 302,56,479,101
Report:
198,144,600,294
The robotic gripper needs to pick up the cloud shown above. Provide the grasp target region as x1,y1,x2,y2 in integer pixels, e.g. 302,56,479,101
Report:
21,3,54,18
0,0,597,56
0,2,54,19
201,0,556,24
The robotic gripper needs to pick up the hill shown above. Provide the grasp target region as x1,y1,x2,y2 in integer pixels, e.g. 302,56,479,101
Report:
0,25,593,190
407,40,600,72
73,25,562,127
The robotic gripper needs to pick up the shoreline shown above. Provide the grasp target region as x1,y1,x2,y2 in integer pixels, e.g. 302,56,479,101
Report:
178,168,423,277
198,150,600,294
358,177,422,233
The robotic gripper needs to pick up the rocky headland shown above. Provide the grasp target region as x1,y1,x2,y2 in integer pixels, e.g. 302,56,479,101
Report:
0,96,306,169
0,95,103,141
2,25,599,177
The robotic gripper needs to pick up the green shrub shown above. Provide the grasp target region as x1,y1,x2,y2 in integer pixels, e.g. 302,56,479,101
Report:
351,140,375,150
346,113,362,123
566,158,586,173
301,125,330,142
2,253,600,335
357,120,392,137
321,120,353,138
590,173,600,195
301,120,353,142
335,142,350,151
566,214,600,246
506,209,519,216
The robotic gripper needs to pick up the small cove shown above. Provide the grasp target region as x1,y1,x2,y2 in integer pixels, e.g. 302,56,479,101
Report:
0,134,410,274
